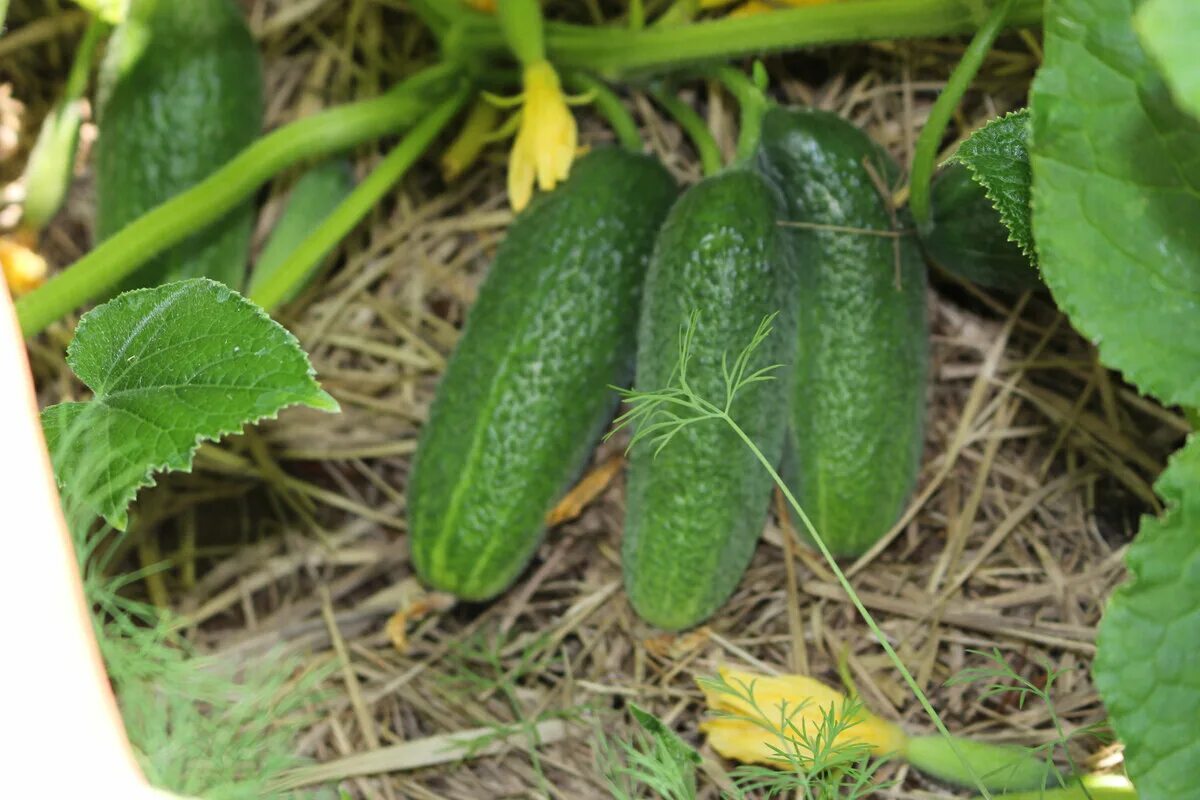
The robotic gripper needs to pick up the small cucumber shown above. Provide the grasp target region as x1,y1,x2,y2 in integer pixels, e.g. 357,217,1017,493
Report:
247,159,356,304
922,162,1041,292
623,168,794,631
409,149,677,601
756,107,928,557
95,0,263,290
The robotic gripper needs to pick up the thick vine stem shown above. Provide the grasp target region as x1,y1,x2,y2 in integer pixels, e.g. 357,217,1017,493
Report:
450,0,1043,77
908,0,1018,230
16,63,462,337
249,88,470,312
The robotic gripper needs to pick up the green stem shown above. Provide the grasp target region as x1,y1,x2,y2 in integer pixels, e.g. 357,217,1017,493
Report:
720,413,994,799
566,72,643,152
710,65,767,164
498,0,546,65
64,15,107,100
19,16,109,230
649,86,721,175
454,0,1043,76
629,0,645,29
16,64,461,337
909,0,1017,230
248,89,469,312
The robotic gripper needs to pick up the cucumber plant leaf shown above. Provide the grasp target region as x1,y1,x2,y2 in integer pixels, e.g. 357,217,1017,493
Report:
1094,435,1200,799
1030,0,1200,408
1135,0,1200,121
42,278,338,528
949,109,1034,260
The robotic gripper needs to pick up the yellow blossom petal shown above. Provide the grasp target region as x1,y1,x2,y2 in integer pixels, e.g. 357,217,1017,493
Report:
1,231,48,296
465,0,497,11
507,59,578,211
699,667,908,766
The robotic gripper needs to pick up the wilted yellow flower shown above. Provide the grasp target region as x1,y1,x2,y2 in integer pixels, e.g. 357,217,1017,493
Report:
0,230,47,296
699,667,908,765
507,59,578,211
465,0,497,11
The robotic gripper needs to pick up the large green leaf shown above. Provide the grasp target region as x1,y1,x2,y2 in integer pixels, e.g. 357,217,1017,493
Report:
1030,0,1200,408
1136,0,1200,121
1094,435,1200,799
949,109,1034,260
42,279,337,528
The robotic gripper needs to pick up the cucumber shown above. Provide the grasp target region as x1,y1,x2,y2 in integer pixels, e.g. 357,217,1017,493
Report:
756,107,927,557
922,162,1041,292
623,168,794,631
409,149,677,601
247,159,356,305
95,0,263,290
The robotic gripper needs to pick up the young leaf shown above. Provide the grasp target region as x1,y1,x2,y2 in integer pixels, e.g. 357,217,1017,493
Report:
949,109,1034,259
1094,435,1200,799
629,703,702,769
1135,0,1200,121
42,278,337,528
1030,0,1200,408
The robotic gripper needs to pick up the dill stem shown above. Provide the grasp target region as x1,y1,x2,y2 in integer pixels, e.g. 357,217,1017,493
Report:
721,411,994,800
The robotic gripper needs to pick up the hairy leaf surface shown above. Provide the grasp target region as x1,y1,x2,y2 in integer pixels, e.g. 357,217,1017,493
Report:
42,279,337,527
950,110,1034,260
1095,436,1200,799
1030,0,1200,407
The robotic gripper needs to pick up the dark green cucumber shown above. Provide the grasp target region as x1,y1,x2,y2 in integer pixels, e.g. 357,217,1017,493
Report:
247,158,356,304
95,0,263,290
409,149,676,601
623,168,794,631
756,107,927,557
922,162,1041,291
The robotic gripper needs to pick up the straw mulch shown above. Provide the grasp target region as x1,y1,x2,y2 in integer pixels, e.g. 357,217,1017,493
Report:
3,1,1185,797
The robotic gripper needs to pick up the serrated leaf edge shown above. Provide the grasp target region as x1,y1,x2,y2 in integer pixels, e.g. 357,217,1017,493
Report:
947,110,1038,263
48,278,339,528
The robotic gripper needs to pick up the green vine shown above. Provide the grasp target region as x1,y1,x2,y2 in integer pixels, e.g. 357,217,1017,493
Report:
908,0,1018,230
649,85,721,175
16,63,462,336
441,0,1042,77
249,88,470,311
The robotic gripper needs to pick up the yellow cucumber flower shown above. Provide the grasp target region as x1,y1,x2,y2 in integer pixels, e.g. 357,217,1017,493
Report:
465,0,497,11
0,230,48,296
506,59,578,212
699,667,908,765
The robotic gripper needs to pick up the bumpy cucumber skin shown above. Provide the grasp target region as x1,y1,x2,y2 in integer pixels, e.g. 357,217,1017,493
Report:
756,107,928,558
96,0,263,291
409,149,677,601
922,162,1042,292
623,169,794,631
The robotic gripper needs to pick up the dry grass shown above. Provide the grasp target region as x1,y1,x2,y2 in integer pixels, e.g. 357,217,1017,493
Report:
2,1,1186,797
